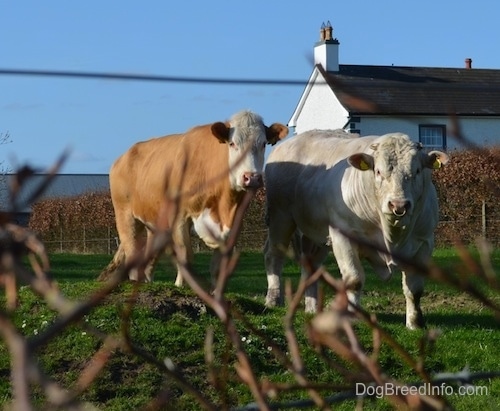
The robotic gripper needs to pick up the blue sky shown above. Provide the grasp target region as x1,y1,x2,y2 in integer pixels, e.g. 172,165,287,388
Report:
1,1,500,174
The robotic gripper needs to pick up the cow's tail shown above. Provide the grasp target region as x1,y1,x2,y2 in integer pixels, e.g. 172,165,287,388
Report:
97,244,126,282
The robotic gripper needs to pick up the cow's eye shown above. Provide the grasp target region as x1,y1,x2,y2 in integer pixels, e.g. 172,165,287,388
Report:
229,141,237,149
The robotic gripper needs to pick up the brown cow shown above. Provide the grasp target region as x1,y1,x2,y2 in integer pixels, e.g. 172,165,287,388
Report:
100,110,288,285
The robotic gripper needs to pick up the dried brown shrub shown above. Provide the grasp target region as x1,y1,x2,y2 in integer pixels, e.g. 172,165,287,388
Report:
433,146,500,245
28,191,116,253
27,147,500,253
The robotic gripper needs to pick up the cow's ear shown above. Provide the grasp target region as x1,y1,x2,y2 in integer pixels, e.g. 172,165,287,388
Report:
265,123,289,145
348,153,374,171
211,122,230,144
426,150,450,169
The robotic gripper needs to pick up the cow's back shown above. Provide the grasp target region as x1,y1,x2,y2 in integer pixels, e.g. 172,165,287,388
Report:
110,133,183,222
267,130,350,193
267,130,372,166
266,131,378,236
266,130,376,200
110,124,230,225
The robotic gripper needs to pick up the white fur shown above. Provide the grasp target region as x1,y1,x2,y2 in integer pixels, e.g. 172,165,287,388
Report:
192,208,230,249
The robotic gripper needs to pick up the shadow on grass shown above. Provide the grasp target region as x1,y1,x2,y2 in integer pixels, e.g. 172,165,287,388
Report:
375,312,499,329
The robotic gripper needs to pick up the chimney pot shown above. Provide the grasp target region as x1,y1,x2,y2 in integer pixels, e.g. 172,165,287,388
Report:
465,58,472,69
325,20,333,41
320,22,326,41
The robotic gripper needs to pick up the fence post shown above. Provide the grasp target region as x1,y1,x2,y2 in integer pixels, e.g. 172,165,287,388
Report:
83,225,86,254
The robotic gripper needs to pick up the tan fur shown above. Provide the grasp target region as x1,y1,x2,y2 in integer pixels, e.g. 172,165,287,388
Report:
114,124,240,229
99,111,287,284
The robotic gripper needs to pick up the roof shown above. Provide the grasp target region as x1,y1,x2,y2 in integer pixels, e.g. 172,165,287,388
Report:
0,174,110,213
319,64,500,116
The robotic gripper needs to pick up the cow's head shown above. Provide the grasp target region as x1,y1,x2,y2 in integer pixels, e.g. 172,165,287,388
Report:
348,133,449,225
211,110,288,191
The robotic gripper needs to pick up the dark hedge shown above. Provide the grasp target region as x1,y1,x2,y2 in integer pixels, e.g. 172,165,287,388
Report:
28,148,500,253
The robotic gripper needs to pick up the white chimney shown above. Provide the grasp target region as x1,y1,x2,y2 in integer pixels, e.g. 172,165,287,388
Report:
314,21,339,72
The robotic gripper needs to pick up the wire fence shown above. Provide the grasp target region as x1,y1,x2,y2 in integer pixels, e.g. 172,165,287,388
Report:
40,228,270,254
40,213,500,254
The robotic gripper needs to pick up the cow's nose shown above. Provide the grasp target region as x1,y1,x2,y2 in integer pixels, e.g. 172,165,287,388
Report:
388,200,411,216
243,172,263,188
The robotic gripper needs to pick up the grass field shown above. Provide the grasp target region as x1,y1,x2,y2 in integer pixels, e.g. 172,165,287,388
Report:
1,249,499,410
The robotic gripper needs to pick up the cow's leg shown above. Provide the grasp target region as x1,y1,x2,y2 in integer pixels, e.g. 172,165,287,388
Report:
264,213,296,308
210,249,221,291
114,207,147,281
329,227,365,309
209,247,235,292
264,235,285,307
402,271,425,329
127,233,147,281
143,228,161,282
173,220,193,287
402,243,430,329
300,235,329,313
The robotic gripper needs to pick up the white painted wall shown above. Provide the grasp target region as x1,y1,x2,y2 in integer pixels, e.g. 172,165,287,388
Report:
452,117,500,148
291,76,349,135
356,116,500,150
350,117,419,139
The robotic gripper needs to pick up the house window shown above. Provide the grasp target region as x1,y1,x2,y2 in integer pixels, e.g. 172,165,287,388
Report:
419,125,446,149
349,117,360,131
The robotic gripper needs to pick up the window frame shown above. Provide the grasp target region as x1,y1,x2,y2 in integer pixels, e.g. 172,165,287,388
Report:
419,125,447,150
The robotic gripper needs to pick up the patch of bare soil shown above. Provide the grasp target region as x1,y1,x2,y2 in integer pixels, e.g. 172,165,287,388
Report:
110,288,209,320
141,291,207,320
361,290,500,330
363,290,498,315
422,291,493,312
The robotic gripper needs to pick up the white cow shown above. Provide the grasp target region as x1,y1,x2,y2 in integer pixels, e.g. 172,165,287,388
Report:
264,130,449,329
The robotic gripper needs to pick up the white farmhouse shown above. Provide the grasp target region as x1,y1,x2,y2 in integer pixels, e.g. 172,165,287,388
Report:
289,22,500,150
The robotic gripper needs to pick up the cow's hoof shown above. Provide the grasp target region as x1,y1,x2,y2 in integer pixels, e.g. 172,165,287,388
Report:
265,289,281,308
304,297,318,314
406,312,425,330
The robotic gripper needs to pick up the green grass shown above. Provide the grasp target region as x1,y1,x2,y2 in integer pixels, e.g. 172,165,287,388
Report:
1,249,499,410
